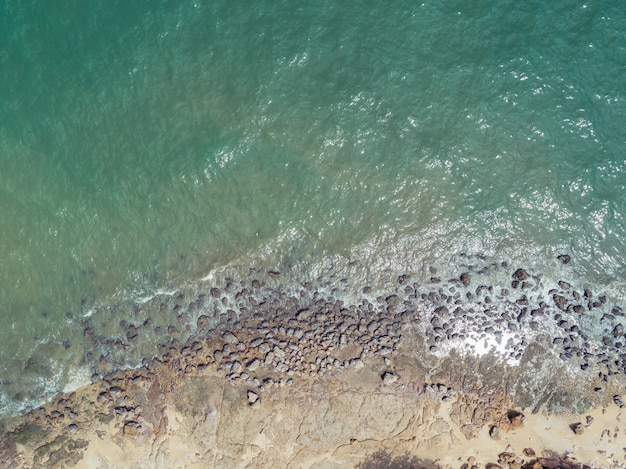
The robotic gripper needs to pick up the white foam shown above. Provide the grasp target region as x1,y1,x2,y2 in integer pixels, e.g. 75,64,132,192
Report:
62,365,93,394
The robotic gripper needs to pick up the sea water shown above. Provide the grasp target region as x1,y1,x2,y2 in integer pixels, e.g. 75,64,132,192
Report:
0,0,625,417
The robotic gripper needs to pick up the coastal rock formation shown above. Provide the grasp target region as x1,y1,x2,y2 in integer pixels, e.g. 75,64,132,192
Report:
1,255,626,468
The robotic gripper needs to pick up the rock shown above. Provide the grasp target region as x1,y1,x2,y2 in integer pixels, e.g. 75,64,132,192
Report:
558,281,571,290
512,269,529,281
351,358,364,370
268,271,281,278
584,288,592,299
489,425,501,440
558,254,571,264
385,295,400,306
613,324,624,338
507,410,525,428
123,421,141,436
522,447,535,457
210,288,221,298
247,359,260,372
247,391,259,405
222,332,239,344
381,372,398,385
585,415,594,425
460,273,471,287
613,395,625,408
553,294,568,311
196,315,210,328
293,309,311,322
572,423,585,435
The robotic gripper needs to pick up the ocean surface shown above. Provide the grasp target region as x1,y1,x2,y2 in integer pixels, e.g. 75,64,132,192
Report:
1,0,625,417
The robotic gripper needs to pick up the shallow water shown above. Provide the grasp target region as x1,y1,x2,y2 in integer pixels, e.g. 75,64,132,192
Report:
1,0,625,416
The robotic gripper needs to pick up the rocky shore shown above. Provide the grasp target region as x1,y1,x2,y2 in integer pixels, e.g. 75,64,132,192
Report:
2,255,626,468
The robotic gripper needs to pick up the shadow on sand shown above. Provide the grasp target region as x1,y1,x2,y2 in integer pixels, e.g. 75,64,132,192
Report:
355,449,440,469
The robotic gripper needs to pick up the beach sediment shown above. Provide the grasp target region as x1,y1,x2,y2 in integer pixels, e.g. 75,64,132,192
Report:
2,255,626,468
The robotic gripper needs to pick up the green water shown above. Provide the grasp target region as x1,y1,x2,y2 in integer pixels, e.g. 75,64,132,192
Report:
1,0,625,415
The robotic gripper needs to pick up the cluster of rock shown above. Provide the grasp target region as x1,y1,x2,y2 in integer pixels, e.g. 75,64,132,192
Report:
158,289,406,393
67,254,626,409
483,449,592,469
2,254,626,468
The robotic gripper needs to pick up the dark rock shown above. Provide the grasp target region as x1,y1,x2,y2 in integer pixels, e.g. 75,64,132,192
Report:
613,324,624,338
512,269,529,281
507,410,525,427
553,294,568,310
460,273,471,287
489,425,500,440
557,254,571,264
397,274,410,285
268,271,281,278
210,288,221,298
558,281,571,290
584,288,592,299
516,296,529,305
385,295,400,307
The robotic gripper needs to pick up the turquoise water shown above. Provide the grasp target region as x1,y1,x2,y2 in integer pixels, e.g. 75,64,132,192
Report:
1,0,625,416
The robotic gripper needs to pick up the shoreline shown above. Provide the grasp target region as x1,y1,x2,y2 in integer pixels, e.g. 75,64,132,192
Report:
1,323,625,468
2,257,626,467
